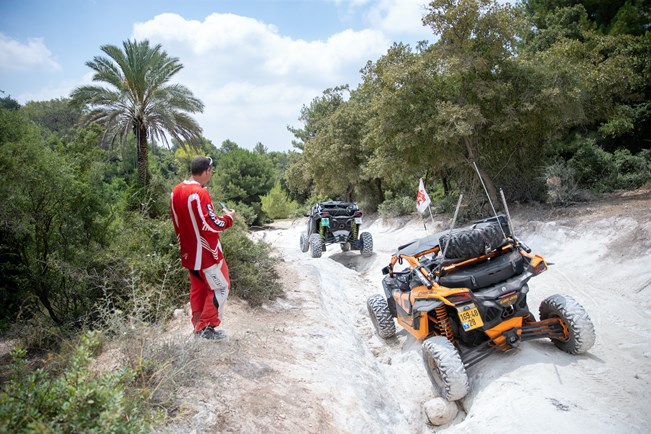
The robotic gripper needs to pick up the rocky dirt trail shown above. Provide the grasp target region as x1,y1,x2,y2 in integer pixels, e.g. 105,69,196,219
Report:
162,189,651,433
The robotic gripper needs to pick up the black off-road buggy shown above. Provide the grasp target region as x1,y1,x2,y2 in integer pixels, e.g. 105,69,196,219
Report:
367,213,596,401
299,201,373,258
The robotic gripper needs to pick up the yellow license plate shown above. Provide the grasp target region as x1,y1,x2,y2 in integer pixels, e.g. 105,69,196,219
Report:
457,304,484,331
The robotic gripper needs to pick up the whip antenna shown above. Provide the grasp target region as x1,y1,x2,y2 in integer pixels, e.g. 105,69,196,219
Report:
472,161,507,241
436,193,464,283
499,188,515,239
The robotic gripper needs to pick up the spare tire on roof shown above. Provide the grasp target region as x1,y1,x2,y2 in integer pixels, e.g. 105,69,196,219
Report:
439,222,506,261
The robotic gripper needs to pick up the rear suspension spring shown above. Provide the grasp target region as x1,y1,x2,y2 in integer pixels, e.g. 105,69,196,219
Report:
435,305,454,342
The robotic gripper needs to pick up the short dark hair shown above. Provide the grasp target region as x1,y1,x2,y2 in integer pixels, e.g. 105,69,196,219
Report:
190,156,213,175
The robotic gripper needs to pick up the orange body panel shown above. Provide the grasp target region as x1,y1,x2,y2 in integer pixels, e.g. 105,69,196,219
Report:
396,313,430,340
394,284,471,341
484,317,523,349
409,285,470,306
520,249,547,270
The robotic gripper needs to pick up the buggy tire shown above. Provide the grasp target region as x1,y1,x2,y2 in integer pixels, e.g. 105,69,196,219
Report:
361,232,373,257
539,294,595,354
422,336,469,401
309,234,323,258
367,294,396,339
299,232,309,253
439,222,504,260
340,242,350,252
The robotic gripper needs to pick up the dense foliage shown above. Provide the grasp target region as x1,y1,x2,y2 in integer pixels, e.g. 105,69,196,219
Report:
287,0,650,213
0,103,283,333
0,333,154,433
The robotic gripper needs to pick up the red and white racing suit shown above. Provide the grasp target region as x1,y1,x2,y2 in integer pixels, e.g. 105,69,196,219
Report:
170,180,233,332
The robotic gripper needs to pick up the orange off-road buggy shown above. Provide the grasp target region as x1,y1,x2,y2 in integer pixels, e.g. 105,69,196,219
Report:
367,214,596,401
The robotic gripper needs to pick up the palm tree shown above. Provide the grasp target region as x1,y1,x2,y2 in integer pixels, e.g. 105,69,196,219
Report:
71,39,204,185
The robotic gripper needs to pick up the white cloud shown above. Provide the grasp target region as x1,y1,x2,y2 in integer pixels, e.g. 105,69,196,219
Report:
133,13,280,55
195,82,320,149
262,29,388,80
131,12,390,151
329,0,432,40
0,33,61,72
364,0,432,39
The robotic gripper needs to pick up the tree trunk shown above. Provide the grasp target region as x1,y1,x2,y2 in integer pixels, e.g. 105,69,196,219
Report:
442,173,450,196
345,184,354,202
136,124,149,186
463,137,500,211
32,276,61,325
374,178,384,204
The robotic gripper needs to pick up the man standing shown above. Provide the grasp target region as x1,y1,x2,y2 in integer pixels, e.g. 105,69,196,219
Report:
170,156,236,340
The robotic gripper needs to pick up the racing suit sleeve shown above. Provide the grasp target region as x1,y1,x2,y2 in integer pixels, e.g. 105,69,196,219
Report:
199,189,233,232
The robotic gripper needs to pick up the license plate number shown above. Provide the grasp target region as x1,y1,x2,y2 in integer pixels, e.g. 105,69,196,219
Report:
457,304,484,331
320,218,330,227
355,217,362,224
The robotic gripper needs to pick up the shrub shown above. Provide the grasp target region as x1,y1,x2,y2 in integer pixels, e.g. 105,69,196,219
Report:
127,334,211,417
232,202,258,226
90,212,187,330
0,332,154,433
568,139,616,191
543,161,581,204
562,138,650,192
378,195,416,217
432,195,459,214
221,228,283,307
261,181,300,219
613,149,651,189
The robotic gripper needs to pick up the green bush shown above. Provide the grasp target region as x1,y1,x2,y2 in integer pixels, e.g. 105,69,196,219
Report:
543,161,581,204
563,138,650,192
232,202,258,226
568,139,616,191
432,195,458,214
613,149,651,189
261,181,299,219
377,195,416,217
221,228,283,307
0,332,154,433
90,212,186,330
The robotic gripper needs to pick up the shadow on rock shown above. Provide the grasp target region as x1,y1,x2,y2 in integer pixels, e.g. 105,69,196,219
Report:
329,252,376,274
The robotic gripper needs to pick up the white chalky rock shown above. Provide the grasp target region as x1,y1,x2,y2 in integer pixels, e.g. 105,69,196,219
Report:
424,397,458,426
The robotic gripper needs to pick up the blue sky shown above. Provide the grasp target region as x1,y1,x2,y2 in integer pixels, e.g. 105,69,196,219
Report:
0,0,434,151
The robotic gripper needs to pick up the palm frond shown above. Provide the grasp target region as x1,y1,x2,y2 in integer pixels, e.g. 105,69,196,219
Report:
69,39,205,183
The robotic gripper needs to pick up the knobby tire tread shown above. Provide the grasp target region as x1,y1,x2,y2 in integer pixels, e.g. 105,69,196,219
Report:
539,294,596,354
367,294,396,339
422,336,469,401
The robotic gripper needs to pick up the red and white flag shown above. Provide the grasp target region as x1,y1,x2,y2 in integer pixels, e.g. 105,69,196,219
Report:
416,178,431,213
